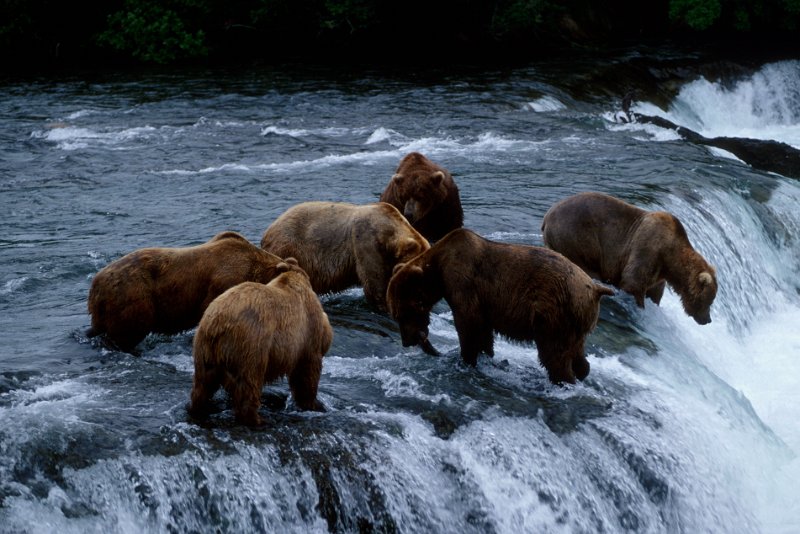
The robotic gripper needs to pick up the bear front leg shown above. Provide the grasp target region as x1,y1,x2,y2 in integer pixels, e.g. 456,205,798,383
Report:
453,313,492,367
289,356,323,411
571,342,590,381
621,255,661,309
646,280,666,305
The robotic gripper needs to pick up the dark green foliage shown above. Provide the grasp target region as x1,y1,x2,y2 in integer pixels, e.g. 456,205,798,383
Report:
490,0,552,37
669,0,722,29
0,0,798,69
668,0,800,31
98,0,208,63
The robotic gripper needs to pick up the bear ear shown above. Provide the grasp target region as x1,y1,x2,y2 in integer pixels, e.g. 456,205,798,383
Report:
397,237,424,260
391,173,406,186
698,272,713,286
392,262,407,276
276,259,298,273
430,171,444,186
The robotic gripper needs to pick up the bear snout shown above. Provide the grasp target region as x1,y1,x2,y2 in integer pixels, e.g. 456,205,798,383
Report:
399,324,424,347
693,312,712,325
403,199,419,223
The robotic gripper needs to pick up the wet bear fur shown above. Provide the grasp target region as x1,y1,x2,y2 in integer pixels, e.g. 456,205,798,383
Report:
188,259,333,426
87,231,289,352
386,228,614,384
380,152,463,242
541,191,717,325
260,201,430,309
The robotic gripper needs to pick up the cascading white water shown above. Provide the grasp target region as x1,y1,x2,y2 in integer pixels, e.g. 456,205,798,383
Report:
620,60,800,533
636,60,800,147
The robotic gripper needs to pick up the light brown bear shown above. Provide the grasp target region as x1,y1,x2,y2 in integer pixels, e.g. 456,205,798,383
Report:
87,231,289,352
188,259,333,426
541,191,717,325
386,229,614,384
380,152,463,242
260,201,430,308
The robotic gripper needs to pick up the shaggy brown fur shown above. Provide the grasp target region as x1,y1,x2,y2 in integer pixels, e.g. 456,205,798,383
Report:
188,260,333,426
260,201,429,308
87,231,288,352
541,192,717,324
386,229,614,384
380,152,463,242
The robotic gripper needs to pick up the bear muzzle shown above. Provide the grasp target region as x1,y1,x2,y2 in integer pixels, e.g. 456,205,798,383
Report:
693,312,712,325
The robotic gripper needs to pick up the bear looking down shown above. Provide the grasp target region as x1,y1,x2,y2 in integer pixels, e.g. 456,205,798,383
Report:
386,228,614,384
87,231,288,352
260,201,430,309
188,259,333,427
380,152,463,242
541,191,717,325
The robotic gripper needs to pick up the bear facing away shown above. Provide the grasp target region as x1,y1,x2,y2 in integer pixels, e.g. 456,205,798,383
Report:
87,231,288,352
380,152,463,242
386,228,614,384
188,259,333,426
260,201,429,309
541,191,717,325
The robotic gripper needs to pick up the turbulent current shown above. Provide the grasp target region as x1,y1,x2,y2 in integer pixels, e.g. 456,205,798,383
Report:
1,54,799,533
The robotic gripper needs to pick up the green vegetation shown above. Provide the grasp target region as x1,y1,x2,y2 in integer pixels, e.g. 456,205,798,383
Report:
98,0,208,63
1,0,798,69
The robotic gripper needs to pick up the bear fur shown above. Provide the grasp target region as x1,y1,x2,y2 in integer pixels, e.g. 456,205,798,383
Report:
379,152,463,242
386,228,614,384
260,201,430,308
188,259,333,426
541,191,717,325
87,231,289,352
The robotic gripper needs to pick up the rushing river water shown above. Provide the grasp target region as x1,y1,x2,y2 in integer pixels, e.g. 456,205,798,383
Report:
1,53,799,533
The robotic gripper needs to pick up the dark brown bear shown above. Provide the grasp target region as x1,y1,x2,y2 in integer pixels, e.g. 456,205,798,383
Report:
386,229,614,384
87,231,289,352
541,191,717,325
188,259,333,427
380,152,463,242
260,201,429,308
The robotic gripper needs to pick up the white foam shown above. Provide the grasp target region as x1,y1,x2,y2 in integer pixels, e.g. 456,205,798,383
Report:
524,96,566,112
633,60,800,148
1,277,28,295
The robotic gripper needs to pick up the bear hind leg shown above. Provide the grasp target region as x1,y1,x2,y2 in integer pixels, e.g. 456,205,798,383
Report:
188,364,223,420
229,375,265,427
289,356,323,411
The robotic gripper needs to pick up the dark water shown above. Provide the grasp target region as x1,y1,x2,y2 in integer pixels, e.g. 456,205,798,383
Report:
1,54,799,533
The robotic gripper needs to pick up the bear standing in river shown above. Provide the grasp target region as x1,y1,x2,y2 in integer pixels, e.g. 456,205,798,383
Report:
380,152,463,242
386,228,614,384
87,231,288,352
261,201,429,309
188,259,333,426
541,191,717,325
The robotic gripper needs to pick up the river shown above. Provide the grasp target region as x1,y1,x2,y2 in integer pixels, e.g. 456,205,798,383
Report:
1,52,798,533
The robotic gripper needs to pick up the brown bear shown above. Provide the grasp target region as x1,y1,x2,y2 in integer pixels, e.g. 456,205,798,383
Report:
386,228,614,384
541,191,717,325
188,259,333,426
260,201,430,308
379,152,463,242
87,231,289,352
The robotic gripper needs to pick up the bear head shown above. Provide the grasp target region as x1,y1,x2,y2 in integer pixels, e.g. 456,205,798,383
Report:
682,269,717,325
389,169,450,226
386,262,441,356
